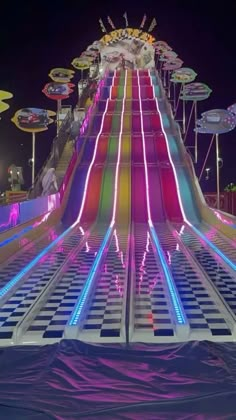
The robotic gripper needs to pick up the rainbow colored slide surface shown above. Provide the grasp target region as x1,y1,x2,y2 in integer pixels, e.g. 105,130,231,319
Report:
0,69,235,346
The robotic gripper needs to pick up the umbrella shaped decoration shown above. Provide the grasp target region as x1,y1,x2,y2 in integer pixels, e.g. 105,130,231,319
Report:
12,108,56,185
181,82,212,161
171,68,197,133
72,57,90,73
42,82,74,101
195,108,236,209
163,58,183,71
0,90,13,114
72,57,91,83
42,82,74,133
48,68,75,83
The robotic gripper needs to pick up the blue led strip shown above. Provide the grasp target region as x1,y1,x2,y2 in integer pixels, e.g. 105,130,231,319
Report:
0,224,74,299
137,71,186,326
150,226,186,325
69,226,113,326
191,225,236,272
0,225,33,248
69,70,128,327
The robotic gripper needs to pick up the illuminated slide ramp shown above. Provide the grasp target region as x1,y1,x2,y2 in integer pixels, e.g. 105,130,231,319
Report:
0,69,236,346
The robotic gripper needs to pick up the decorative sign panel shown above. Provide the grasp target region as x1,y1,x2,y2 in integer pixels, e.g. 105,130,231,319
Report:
180,82,212,101
195,109,236,134
12,108,56,133
42,82,74,101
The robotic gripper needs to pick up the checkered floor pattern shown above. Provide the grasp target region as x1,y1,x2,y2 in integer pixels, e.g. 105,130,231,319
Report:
19,225,107,344
79,228,129,342
0,220,236,345
155,223,233,340
0,224,91,343
0,224,65,291
198,223,236,265
174,223,236,318
130,223,176,342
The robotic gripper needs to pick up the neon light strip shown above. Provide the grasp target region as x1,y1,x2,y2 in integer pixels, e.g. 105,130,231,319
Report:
0,77,116,300
0,224,75,298
137,71,186,325
73,72,116,226
0,225,32,248
111,71,127,225
69,70,127,326
150,70,236,272
69,226,112,325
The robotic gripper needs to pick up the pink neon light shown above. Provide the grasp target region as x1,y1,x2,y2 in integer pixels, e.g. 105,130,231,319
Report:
149,70,188,225
138,231,150,295
137,71,153,227
115,274,123,297
114,229,125,268
213,210,234,226
0,203,19,230
72,72,116,226
111,70,127,225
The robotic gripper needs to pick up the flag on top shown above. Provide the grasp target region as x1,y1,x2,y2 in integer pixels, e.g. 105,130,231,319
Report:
148,17,157,32
107,16,116,30
123,12,128,27
99,18,107,33
140,14,147,29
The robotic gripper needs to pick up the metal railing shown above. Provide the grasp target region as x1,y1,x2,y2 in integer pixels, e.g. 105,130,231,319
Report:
28,108,73,199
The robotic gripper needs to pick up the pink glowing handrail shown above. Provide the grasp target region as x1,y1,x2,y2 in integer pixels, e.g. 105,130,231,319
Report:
73,72,116,226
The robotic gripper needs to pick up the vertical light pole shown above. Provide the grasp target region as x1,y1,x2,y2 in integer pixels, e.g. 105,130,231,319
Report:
182,85,186,134
194,101,198,163
57,99,62,134
32,132,36,185
216,133,220,209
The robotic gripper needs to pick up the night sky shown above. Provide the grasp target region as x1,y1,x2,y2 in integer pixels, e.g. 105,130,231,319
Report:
0,0,235,192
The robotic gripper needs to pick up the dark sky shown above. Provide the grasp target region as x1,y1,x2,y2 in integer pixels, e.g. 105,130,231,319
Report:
0,0,235,192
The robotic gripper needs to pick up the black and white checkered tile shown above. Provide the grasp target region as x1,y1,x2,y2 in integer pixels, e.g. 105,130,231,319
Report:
174,223,236,319
0,224,82,294
155,223,233,340
18,226,107,344
79,228,128,342
0,225,91,344
130,224,176,342
197,223,236,265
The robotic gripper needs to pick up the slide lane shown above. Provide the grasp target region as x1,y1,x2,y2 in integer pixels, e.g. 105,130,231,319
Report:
144,134,165,223
77,96,132,342
116,97,132,226
80,134,110,224
97,102,123,222
131,134,148,223
153,132,183,222
62,138,96,226
81,106,122,224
